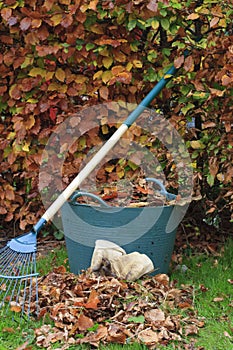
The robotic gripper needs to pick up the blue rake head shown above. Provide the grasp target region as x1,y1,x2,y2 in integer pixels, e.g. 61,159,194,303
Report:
7,231,37,254
6,217,47,254
0,218,47,317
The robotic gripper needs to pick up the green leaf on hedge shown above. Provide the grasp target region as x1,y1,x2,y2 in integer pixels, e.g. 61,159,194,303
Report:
86,43,95,51
207,174,215,187
181,103,195,115
147,50,157,63
144,67,157,82
162,48,171,56
150,19,159,30
160,18,170,30
127,20,137,31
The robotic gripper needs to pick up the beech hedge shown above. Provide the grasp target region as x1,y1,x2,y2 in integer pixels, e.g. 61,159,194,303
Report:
0,0,232,234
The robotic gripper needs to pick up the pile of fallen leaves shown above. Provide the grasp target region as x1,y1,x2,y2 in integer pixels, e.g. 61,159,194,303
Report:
33,266,204,349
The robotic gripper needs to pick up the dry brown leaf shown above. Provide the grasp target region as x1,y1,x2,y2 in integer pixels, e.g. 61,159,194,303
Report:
53,265,67,274
10,305,22,313
178,302,193,309
185,324,199,336
224,331,232,339
70,314,94,333
99,86,109,100
85,289,100,309
107,324,127,344
213,297,224,302
2,327,15,333
145,308,165,323
154,274,170,286
138,329,159,345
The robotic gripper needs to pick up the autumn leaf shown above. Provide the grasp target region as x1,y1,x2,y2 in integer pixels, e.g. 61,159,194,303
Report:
115,72,132,84
24,115,35,130
95,37,123,47
9,84,21,100
20,17,31,31
48,82,67,93
90,23,104,34
55,68,66,82
53,265,66,274
187,13,200,20
1,7,12,21
138,329,159,345
61,14,73,28
185,324,199,336
210,16,219,27
10,304,22,313
174,55,184,69
111,65,124,75
29,67,46,78
178,301,193,309
145,309,165,323
0,207,7,215
70,314,94,334
49,108,56,121
222,75,232,86
59,0,71,4
102,56,113,69
133,59,143,68
50,14,63,26
213,297,224,302
101,71,113,84
31,18,42,29
147,0,158,12
17,341,32,350
85,289,100,309
190,140,205,149
89,0,98,11
2,327,15,333
5,184,15,201
202,121,216,128
224,331,232,340
99,86,109,100
184,56,194,72
107,326,126,344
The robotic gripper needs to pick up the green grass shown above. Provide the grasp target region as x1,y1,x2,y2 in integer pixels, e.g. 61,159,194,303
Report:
0,240,232,349
171,239,233,350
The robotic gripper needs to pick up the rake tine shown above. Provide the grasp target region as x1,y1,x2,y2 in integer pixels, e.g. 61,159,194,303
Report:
0,246,39,319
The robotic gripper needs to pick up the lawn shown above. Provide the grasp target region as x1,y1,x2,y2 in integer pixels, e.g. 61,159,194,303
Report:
0,239,232,350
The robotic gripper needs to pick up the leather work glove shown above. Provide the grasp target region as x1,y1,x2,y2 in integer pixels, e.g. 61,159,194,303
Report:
90,240,126,272
110,252,154,281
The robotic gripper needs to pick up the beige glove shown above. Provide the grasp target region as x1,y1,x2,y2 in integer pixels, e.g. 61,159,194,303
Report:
90,240,126,272
110,252,154,281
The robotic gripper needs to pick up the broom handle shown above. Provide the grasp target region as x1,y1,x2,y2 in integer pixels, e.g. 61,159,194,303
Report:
34,64,178,233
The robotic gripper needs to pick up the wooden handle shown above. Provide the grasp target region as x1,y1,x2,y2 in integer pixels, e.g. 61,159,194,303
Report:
42,124,128,222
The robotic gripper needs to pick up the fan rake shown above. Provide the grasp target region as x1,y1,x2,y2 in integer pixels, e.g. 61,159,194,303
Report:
0,243,39,319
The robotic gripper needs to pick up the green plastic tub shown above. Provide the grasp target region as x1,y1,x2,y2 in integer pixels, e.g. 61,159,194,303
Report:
61,178,182,275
